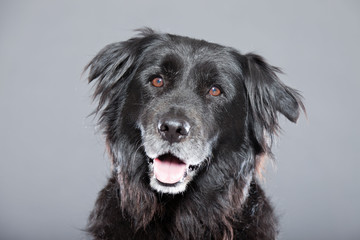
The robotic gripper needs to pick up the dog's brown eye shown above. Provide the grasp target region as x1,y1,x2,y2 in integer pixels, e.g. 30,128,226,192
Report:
151,77,164,87
209,86,221,96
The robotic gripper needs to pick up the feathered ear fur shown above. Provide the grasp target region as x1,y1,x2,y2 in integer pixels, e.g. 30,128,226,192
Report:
242,53,305,155
84,28,158,114
85,41,135,113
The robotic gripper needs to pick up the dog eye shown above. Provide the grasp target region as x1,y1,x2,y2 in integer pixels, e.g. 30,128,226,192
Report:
151,77,164,87
209,86,222,96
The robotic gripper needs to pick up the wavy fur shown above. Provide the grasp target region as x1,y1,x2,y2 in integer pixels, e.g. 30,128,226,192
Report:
85,29,304,240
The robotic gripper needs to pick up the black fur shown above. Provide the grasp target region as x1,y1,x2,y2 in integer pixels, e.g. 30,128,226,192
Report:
85,28,304,240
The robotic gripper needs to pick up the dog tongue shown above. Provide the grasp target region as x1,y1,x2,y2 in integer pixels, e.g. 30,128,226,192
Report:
154,155,187,184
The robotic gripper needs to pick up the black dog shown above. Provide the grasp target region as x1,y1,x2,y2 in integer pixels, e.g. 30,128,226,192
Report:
85,28,304,240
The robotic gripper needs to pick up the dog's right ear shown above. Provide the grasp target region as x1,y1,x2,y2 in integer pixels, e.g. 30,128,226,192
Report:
85,40,138,112
85,28,157,112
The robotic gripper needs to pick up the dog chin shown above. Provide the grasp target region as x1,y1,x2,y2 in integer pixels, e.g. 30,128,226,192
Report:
149,177,189,194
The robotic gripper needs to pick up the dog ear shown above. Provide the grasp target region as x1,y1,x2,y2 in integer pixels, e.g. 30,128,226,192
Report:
242,53,305,154
85,28,157,113
85,40,138,113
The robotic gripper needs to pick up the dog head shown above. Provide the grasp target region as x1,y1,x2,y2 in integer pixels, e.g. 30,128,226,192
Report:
86,28,304,195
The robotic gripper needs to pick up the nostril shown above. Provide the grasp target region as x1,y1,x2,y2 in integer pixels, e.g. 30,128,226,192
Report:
176,125,189,136
159,124,169,132
176,127,183,135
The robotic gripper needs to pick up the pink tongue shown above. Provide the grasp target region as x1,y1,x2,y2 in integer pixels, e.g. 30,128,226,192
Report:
154,156,187,184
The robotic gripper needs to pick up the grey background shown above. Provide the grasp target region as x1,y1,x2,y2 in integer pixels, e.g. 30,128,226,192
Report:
0,1,359,240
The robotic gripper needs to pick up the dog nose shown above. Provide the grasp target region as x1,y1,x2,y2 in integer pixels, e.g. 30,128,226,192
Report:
158,118,190,144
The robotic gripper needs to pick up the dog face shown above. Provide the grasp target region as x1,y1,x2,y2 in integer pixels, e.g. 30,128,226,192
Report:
136,43,249,193
86,29,303,195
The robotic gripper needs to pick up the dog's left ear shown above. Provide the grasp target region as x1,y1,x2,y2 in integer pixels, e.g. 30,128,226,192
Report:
241,53,305,153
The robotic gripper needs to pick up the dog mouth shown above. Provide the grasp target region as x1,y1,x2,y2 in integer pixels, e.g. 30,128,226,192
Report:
149,153,200,185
